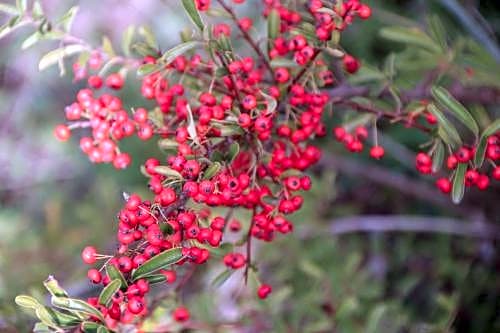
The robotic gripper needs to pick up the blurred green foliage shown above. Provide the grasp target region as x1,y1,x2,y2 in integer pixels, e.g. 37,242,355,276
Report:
0,0,499,332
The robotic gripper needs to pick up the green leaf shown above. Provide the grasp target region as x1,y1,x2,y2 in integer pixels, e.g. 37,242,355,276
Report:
121,25,135,56
81,322,110,333
143,274,167,285
57,6,78,32
160,41,202,65
432,140,445,173
474,118,500,168
98,279,121,307
203,161,221,179
260,90,277,114
38,45,87,71
101,36,115,57
138,25,157,49
181,0,205,32
154,166,183,179
16,0,27,13
15,295,41,309
343,113,376,133
158,138,179,150
0,22,17,40
105,264,127,290
21,32,42,50
43,276,69,298
33,323,52,333
431,86,479,137
43,307,81,328
270,58,298,68
51,297,104,322
427,15,447,51
131,247,183,281
427,104,462,149
137,63,158,76
268,9,280,41
452,163,467,204
227,142,240,164
365,305,387,333
211,269,234,288
32,1,43,17
0,4,18,15
35,307,61,330
379,26,441,53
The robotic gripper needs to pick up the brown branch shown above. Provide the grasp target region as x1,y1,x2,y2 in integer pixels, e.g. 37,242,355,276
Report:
216,0,274,76
307,215,500,239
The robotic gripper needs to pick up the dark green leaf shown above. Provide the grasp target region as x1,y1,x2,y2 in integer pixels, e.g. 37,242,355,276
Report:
51,297,104,322
160,41,202,65
105,264,127,290
43,276,69,298
131,247,183,281
203,161,221,179
143,274,167,285
81,322,110,333
427,103,462,149
474,118,500,167
452,163,467,204
427,15,447,51
211,269,234,288
98,279,121,307
431,86,479,137
227,142,240,164
181,0,205,32
379,26,441,53
432,140,445,173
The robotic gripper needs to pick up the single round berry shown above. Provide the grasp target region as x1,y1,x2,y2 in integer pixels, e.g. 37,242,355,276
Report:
81,246,97,264
173,306,190,322
54,124,71,142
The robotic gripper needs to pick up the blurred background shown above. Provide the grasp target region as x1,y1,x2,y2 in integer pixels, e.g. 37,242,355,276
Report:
0,0,499,332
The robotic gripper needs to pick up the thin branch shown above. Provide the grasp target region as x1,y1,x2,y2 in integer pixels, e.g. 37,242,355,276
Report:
315,215,500,239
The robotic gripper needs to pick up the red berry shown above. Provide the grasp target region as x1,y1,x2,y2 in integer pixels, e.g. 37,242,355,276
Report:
370,146,385,159
343,54,360,74
87,268,102,283
105,73,124,90
436,178,451,194
257,284,272,299
127,297,145,314
54,124,71,141
81,246,97,264
173,306,190,322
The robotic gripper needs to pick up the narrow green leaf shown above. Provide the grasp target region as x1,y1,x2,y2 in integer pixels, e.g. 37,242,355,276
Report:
0,4,18,15
32,1,43,17
105,265,126,286
44,307,80,328
137,63,158,76
81,322,110,333
431,86,479,137
365,305,387,333
452,163,467,204
158,138,179,150
143,274,167,285
21,32,41,50
154,166,183,179
35,307,61,330
379,26,441,53
227,142,240,163
138,25,157,49
33,323,52,333
51,297,104,322
43,276,69,298
181,0,205,32
432,140,445,173
427,15,447,51
0,22,16,40
98,279,120,306
121,25,135,56
203,161,221,179
101,36,115,57
427,103,462,149
38,45,86,71
268,9,280,41
15,295,41,309
16,0,27,13
160,41,202,65
211,269,234,288
186,104,199,143
57,6,78,32
343,113,376,133
270,58,298,68
131,248,183,281
260,90,277,114
474,118,500,167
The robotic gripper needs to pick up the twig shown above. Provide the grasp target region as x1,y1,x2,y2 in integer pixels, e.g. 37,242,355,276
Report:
304,215,500,239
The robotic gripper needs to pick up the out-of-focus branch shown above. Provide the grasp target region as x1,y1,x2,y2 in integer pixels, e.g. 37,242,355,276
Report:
315,215,500,239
